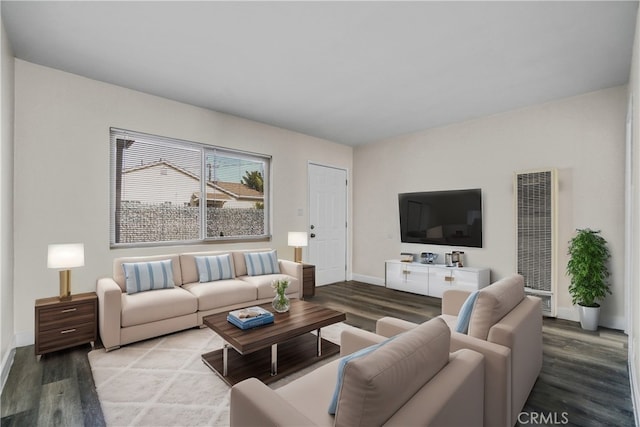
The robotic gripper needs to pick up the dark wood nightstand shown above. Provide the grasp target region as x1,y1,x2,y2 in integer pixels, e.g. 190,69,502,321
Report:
35,292,98,356
302,264,316,298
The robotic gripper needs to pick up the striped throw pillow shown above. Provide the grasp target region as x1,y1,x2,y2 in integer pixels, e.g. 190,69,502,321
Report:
244,250,280,276
122,259,175,295
195,254,234,283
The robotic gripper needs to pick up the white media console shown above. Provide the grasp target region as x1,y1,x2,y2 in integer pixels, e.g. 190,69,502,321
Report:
385,260,490,298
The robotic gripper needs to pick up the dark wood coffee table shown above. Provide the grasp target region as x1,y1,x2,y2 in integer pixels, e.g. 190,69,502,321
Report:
202,300,346,386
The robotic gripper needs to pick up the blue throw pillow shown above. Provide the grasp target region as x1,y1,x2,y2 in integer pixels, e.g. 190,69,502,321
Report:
328,335,398,415
122,259,175,295
195,254,234,283
244,250,280,276
455,291,480,334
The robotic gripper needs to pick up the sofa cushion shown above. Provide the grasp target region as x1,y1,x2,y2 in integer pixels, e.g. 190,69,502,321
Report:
239,274,300,299
122,259,175,295
455,291,479,334
113,254,182,292
244,250,280,276
180,251,233,285
231,249,273,277
195,254,235,283
276,359,341,426
121,287,197,327
468,274,525,340
328,335,397,414
182,280,257,311
334,317,451,427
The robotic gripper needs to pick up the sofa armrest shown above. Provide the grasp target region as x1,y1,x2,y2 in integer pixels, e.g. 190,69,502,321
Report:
96,277,122,351
375,317,418,338
488,296,543,426
340,328,387,356
230,378,317,427
450,332,512,427
279,259,303,298
441,289,472,316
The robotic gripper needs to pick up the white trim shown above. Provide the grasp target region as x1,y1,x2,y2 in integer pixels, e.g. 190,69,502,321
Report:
0,341,16,394
556,306,627,331
631,343,640,426
625,93,634,335
351,273,385,286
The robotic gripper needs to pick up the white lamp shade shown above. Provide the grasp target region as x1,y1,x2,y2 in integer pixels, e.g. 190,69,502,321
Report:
47,243,85,269
288,232,308,247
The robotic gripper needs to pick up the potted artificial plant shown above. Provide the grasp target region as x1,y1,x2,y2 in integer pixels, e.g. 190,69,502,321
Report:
566,228,611,331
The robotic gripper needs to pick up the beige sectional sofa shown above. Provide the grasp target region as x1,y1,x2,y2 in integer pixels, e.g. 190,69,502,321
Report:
376,274,542,427
230,317,485,427
96,249,301,351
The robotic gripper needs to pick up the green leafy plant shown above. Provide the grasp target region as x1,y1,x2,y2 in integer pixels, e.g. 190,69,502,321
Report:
566,228,611,307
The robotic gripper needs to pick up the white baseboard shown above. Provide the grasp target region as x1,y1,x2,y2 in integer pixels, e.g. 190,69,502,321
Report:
556,306,627,331
0,341,16,394
351,273,385,286
629,339,640,426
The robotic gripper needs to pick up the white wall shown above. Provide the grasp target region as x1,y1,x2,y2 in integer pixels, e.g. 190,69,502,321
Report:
0,17,15,389
12,60,352,344
627,4,640,424
353,86,627,330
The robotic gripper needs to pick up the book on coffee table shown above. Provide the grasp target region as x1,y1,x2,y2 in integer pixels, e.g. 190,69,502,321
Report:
227,306,274,330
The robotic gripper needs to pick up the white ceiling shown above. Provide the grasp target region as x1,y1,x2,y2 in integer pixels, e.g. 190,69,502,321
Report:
2,1,638,146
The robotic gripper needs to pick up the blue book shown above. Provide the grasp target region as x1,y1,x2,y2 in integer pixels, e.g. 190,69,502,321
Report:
227,306,274,330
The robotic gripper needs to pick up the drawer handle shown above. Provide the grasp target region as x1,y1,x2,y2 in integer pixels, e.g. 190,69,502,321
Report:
445,276,455,282
60,329,77,334
61,308,77,313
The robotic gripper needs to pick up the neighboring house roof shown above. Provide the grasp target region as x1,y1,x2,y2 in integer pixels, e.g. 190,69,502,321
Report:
213,181,263,200
124,159,200,181
123,160,264,202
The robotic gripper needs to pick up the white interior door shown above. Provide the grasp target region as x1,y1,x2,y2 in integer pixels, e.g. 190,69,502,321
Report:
308,163,347,286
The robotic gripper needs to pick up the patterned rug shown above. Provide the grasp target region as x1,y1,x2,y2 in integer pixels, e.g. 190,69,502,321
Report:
88,322,354,426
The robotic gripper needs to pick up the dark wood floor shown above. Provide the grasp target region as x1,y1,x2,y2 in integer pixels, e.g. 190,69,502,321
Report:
1,281,635,426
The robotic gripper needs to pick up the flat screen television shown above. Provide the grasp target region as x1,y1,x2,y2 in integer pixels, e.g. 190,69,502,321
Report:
398,189,482,247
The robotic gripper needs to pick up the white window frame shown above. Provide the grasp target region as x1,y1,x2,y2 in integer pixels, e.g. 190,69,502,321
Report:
110,128,271,248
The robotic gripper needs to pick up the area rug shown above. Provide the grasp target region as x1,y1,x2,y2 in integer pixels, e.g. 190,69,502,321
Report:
88,322,356,426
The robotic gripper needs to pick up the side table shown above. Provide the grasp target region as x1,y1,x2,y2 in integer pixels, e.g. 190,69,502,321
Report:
302,263,316,298
35,291,98,356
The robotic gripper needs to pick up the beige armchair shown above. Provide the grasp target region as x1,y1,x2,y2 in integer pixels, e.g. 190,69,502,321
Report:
377,274,542,427
230,317,485,427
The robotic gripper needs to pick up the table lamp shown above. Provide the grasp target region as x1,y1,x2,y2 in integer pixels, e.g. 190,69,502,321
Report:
288,232,308,263
48,243,85,300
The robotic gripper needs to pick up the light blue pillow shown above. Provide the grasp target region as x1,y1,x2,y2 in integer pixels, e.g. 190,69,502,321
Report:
328,335,398,415
122,259,175,295
455,291,480,334
195,254,234,283
244,250,280,276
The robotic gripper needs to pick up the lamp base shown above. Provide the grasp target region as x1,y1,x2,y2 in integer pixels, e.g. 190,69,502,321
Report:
59,270,72,300
294,247,302,263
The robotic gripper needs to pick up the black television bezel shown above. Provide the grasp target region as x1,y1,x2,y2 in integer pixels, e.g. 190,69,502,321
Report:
398,188,483,248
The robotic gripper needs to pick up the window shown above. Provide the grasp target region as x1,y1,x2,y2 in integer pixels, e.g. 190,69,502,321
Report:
110,128,270,247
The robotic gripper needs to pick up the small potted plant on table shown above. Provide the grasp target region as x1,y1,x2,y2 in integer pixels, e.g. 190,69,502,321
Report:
566,228,611,331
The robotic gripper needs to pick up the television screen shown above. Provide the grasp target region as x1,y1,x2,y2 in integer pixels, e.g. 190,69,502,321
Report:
398,189,482,247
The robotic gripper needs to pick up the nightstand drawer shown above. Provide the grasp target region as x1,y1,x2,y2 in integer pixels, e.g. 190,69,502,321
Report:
37,322,96,354
38,301,96,331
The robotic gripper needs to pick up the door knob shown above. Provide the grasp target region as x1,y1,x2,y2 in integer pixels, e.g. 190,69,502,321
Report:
310,225,315,230
310,233,316,238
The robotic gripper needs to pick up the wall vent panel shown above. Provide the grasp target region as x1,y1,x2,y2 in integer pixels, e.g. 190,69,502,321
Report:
515,169,557,316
